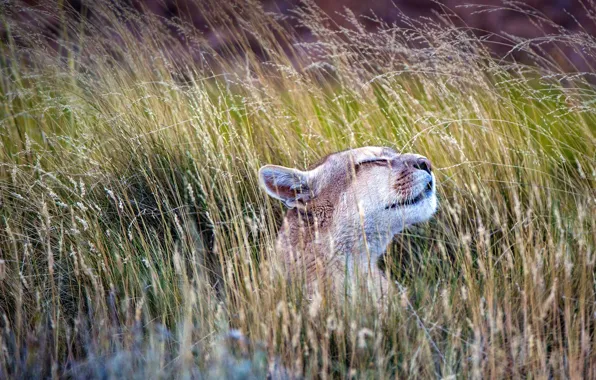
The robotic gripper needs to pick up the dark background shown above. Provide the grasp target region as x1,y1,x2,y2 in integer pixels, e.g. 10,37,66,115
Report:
13,0,596,72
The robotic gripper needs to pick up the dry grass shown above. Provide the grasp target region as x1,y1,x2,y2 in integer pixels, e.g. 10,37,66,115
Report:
0,0,595,378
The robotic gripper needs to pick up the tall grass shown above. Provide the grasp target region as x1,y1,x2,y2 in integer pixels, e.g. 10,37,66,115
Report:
0,0,594,378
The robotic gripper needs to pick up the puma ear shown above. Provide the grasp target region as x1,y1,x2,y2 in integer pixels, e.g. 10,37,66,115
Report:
258,165,315,208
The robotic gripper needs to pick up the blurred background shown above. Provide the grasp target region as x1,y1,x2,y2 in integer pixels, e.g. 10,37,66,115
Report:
12,0,596,73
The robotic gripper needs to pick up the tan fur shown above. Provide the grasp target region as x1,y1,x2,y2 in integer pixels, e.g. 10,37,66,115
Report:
259,146,437,300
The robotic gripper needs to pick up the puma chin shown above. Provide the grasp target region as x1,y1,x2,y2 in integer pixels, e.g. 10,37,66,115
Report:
379,161,438,234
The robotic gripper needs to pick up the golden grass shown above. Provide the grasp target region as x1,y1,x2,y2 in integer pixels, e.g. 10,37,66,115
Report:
0,1,594,378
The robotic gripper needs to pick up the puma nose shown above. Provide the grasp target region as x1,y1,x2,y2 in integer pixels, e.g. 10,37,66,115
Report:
413,157,432,175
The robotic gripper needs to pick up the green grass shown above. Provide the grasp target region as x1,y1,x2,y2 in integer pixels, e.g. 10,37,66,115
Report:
0,1,595,378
